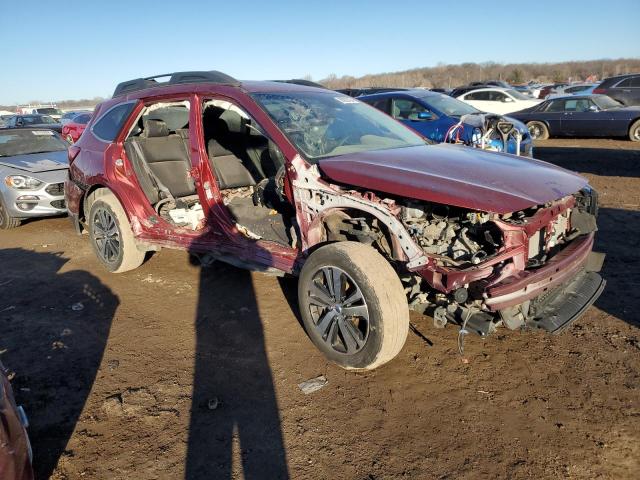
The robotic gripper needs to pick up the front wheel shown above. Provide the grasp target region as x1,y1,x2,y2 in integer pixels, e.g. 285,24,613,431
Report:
298,242,409,370
87,190,146,273
527,121,549,140
629,119,640,142
66,133,74,143
0,196,21,229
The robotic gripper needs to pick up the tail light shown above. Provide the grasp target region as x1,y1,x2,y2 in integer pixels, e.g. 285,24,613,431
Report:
68,145,81,163
592,88,606,94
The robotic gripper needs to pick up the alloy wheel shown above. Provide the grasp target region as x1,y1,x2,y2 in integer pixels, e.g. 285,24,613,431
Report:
634,126,640,141
528,123,542,139
92,207,121,264
306,266,370,355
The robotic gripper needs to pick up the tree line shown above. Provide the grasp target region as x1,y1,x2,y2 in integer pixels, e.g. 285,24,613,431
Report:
319,58,640,89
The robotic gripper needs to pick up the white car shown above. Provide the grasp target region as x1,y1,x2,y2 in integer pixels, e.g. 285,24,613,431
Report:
455,88,542,115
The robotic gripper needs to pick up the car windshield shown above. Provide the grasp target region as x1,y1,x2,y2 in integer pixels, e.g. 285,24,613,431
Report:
36,108,63,115
0,129,68,156
23,115,57,125
420,93,479,116
593,95,622,110
506,89,530,100
252,91,425,161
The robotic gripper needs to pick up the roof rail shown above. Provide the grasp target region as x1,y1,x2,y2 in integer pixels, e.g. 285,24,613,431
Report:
112,70,240,97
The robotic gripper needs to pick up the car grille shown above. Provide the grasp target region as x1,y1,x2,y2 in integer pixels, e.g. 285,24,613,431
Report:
50,200,66,209
45,182,64,196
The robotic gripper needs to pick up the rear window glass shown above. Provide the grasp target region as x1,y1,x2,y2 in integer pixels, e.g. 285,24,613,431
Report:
92,103,136,141
74,114,91,124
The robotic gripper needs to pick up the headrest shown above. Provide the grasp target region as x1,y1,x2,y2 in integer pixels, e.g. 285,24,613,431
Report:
208,139,233,157
219,110,243,133
143,119,169,137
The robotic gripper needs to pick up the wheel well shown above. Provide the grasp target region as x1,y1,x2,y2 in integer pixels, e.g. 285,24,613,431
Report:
318,209,398,261
629,117,640,133
80,185,109,224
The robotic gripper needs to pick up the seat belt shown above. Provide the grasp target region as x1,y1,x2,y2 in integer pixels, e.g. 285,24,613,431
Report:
130,140,176,204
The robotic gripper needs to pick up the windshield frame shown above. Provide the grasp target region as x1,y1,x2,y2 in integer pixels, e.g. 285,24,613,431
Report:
251,90,428,163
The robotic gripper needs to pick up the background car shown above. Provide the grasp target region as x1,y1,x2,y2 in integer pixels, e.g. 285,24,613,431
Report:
18,106,63,121
60,110,92,125
1,114,62,133
61,112,91,143
455,87,541,114
0,360,34,480
546,83,598,99
0,128,68,228
593,73,640,106
510,94,640,141
359,89,533,156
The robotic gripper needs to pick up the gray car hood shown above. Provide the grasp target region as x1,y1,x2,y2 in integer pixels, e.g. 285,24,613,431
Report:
0,150,68,173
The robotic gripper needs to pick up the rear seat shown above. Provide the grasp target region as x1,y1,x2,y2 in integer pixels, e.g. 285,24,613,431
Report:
129,119,196,201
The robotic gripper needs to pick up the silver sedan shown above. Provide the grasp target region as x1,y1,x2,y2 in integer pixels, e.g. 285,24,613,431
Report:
0,128,68,229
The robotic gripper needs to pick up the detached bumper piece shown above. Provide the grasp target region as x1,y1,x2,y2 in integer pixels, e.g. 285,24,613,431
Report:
527,270,605,334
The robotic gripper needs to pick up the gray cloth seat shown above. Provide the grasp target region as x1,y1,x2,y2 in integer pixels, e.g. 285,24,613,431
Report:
132,119,196,199
208,139,256,189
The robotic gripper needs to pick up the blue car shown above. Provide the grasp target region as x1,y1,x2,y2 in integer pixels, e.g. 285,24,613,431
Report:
359,89,533,156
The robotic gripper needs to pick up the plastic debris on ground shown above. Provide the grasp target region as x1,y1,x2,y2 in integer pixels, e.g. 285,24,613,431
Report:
298,375,328,394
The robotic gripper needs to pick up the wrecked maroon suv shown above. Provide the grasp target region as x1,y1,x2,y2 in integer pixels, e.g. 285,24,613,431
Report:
0,360,33,480
65,71,605,370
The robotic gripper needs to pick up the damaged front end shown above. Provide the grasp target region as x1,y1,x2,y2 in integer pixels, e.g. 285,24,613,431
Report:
402,187,605,340
290,154,605,346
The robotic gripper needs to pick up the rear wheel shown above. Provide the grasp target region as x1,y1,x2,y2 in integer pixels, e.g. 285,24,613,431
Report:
298,242,409,370
87,190,145,273
0,197,21,229
629,119,640,142
527,121,549,140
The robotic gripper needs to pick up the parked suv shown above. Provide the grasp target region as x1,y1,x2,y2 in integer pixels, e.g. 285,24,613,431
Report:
593,73,640,106
66,71,605,370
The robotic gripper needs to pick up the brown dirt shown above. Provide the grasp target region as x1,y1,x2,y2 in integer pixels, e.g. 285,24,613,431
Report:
1,138,639,480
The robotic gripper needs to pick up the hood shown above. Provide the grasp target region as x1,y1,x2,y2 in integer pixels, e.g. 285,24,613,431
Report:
318,144,588,214
0,150,68,173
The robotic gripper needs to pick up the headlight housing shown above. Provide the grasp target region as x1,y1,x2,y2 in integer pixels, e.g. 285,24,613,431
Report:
4,175,43,190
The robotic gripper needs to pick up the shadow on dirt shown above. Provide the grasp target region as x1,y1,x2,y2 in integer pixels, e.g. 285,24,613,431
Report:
594,207,640,328
535,145,640,178
185,237,289,479
0,248,118,479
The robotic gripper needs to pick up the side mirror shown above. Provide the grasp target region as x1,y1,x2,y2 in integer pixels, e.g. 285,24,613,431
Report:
502,97,514,103
588,105,598,112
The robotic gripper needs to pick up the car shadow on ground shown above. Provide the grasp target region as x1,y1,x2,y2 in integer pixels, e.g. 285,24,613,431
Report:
0,248,118,479
593,207,640,328
535,145,640,178
185,236,289,479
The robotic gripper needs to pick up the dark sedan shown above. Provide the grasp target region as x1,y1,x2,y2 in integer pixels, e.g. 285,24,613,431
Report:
510,94,640,141
1,115,62,133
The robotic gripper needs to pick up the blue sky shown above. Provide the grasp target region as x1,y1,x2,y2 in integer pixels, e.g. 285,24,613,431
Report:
1,0,638,104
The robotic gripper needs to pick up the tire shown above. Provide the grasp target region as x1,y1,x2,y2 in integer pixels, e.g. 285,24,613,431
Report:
297,242,409,370
66,133,74,143
87,189,146,273
629,119,640,142
527,121,549,140
0,196,21,229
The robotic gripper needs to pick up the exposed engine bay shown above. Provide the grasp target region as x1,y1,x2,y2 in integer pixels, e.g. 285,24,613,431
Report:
400,202,500,267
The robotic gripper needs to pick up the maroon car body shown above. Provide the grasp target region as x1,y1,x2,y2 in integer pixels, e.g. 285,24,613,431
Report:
65,71,605,369
0,361,33,480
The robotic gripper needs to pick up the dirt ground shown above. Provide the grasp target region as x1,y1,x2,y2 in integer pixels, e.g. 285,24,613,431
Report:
1,138,639,480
